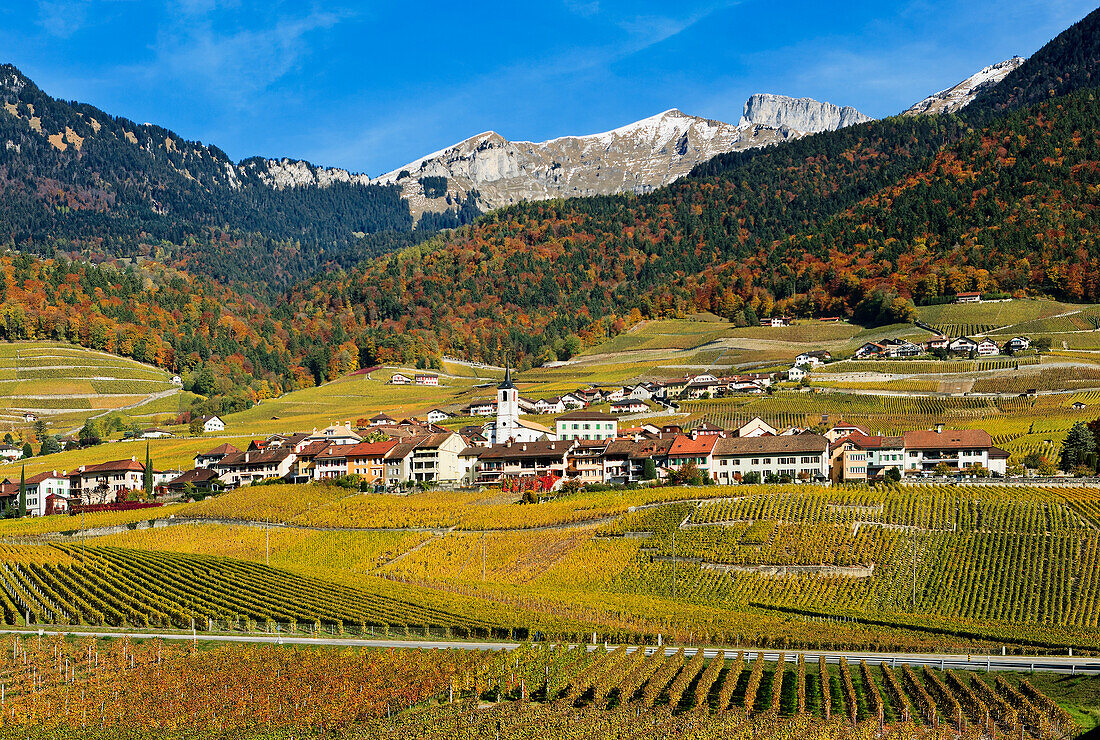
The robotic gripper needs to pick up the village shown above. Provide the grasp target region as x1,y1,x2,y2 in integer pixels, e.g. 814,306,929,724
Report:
0,356,1028,517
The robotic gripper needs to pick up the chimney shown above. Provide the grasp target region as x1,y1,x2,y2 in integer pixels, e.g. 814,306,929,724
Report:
934,423,944,434
245,452,250,463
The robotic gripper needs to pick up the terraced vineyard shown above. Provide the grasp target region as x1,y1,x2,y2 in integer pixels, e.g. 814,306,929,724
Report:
0,341,184,430
598,485,1100,649
682,393,1026,431
929,324,1000,337
0,543,503,636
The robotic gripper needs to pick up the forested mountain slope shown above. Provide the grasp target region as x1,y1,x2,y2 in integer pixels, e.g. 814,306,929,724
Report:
0,64,422,292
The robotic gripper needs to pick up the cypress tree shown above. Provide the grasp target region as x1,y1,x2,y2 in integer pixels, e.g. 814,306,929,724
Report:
144,442,153,495
18,465,26,518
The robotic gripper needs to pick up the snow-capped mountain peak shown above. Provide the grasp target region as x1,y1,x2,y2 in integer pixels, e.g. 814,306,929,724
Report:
903,57,1026,115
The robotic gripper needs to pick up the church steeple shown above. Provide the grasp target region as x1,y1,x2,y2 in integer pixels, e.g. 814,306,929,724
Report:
498,363,516,390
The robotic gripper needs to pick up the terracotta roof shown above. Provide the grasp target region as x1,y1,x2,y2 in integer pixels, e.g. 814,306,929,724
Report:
713,434,829,455
198,443,240,457
344,440,399,458
902,429,994,450
25,471,67,485
668,435,718,456
841,433,904,450
412,433,457,450
294,440,332,457
81,459,145,474
167,468,220,487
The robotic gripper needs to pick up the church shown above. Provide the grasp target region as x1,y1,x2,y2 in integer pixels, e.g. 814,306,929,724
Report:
483,367,554,444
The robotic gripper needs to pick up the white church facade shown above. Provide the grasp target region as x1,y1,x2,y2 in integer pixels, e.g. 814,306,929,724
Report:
484,367,554,444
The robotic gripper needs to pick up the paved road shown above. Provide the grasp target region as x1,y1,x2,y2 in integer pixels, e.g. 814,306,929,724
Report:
2,628,1096,674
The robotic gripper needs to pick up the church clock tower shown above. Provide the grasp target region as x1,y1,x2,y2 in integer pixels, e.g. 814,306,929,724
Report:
494,365,520,444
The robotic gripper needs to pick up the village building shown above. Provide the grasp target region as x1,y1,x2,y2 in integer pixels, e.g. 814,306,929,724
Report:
389,373,412,385
795,350,831,367
975,338,1001,357
610,399,648,414
165,468,223,495
474,439,574,486
555,411,618,441
712,434,830,483
306,423,362,446
955,291,982,303
565,440,609,486
414,374,439,386
194,443,240,469
23,471,71,516
829,437,868,482
74,458,147,503
200,415,225,434
902,427,1008,476
534,397,566,415
667,435,718,477
214,447,296,488
426,408,451,424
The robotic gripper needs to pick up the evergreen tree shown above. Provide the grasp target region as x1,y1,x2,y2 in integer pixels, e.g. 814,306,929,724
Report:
18,466,26,518
1060,421,1096,472
144,443,153,494
21,442,32,460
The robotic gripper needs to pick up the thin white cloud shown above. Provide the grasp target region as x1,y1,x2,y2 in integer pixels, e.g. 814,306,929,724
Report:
150,6,349,102
36,0,90,38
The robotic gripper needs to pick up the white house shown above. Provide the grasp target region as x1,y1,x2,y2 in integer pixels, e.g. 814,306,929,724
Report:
902,428,1007,477
735,417,778,438
560,393,586,410
24,471,71,516
610,399,648,414
467,401,496,417
975,338,1000,357
426,409,451,424
948,337,978,354
787,366,809,382
604,387,626,402
201,415,225,434
414,374,439,386
629,383,659,401
711,434,830,484
534,397,566,415
556,411,618,441
0,445,22,463
1004,336,1031,353
795,351,830,367
956,292,982,303
389,373,412,385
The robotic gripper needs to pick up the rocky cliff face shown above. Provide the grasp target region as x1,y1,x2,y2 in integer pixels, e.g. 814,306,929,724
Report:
903,57,1026,115
739,94,872,132
376,104,870,219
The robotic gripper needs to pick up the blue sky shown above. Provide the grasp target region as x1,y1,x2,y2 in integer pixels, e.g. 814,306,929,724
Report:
0,1,1094,175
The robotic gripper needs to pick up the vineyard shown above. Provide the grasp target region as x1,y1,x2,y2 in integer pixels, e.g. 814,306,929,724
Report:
928,324,1001,337
591,485,1100,649
0,544,511,638
681,393,1033,433
0,634,1086,737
